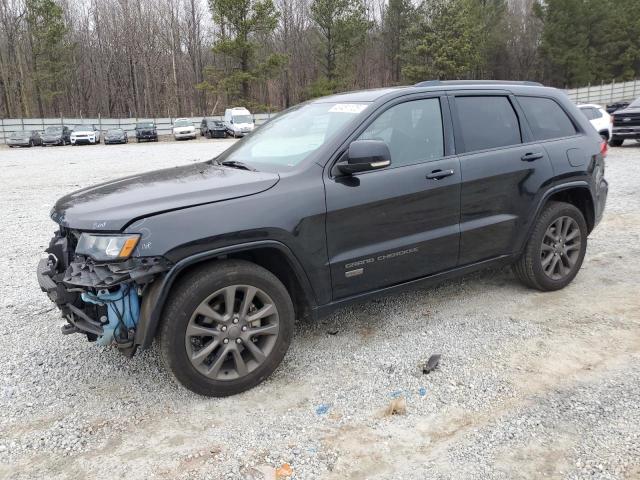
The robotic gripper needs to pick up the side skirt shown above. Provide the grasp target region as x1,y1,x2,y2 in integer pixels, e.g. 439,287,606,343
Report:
312,254,514,319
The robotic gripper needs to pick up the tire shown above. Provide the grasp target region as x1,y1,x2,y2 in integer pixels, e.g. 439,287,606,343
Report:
513,201,588,291
609,137,623,147
159,259,294,397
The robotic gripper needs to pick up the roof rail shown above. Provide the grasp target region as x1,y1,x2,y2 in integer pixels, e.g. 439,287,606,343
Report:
414,80,543,87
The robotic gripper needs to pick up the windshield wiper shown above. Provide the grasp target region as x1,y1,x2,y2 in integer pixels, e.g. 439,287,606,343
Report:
220,160,257,171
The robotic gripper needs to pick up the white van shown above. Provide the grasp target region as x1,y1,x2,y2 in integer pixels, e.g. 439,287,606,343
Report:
224,107,255,137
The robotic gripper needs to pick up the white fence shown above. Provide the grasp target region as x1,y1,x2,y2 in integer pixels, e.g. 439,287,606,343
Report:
565,79,640,105
0,113,274,145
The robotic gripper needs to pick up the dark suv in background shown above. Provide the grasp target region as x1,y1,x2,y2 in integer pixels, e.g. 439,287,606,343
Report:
38,81,608,397
609,97,640,146
200,118,227,138
135,121,158,142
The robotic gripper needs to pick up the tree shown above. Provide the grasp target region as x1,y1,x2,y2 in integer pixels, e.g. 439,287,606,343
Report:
309,0,369,94
205,0,286,106
382,0,413,83
402,0,482,82
25,0,69,116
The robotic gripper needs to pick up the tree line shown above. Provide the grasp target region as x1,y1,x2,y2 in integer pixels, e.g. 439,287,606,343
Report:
1,0,640,118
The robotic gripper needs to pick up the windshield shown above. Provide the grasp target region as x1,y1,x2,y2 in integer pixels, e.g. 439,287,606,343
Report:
137,122,154,128
174,119,192,127
108,129,124,135
232,115,253,124
629,98,640,108
74,125,94,131
45,126,62,134
221,101,369,169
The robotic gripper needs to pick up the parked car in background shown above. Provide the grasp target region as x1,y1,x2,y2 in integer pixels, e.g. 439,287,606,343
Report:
135,122,158,143
224,107,255,137
71,125,101,145
609,98,640,146
104,128,128,145
37,81,608,396
42,126,71,146
6,130,42,147
606,101,629,114
578,104,612,140
200,118,227,138
172,118,196,140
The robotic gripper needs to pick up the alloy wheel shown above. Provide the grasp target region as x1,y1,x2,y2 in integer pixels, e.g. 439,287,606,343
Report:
540,216,581,280
185,285,280,381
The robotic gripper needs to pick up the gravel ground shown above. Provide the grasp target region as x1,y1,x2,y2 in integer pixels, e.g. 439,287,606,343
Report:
0,140,639,480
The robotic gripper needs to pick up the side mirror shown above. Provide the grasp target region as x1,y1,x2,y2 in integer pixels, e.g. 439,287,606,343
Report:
337,140,391,175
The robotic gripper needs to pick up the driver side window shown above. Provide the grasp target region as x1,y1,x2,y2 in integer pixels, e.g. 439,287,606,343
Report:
358,98,444,167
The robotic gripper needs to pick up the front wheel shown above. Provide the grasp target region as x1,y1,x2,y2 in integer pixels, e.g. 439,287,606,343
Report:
513,201,587,291
159,260,294,396
609,137,623,147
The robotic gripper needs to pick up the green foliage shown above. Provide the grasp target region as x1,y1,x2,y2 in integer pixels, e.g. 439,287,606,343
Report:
537,0,640,86
205,0,285,103
26,0,69,107
402,0,483,82
382,0,414,82
310,0,370,85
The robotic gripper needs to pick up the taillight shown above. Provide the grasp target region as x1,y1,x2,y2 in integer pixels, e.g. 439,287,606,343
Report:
600,139,608,158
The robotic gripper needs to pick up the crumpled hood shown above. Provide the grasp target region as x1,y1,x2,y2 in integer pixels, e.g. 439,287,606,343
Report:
51,162,280,231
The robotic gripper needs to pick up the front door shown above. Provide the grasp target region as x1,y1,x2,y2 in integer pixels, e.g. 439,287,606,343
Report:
324,96,461,299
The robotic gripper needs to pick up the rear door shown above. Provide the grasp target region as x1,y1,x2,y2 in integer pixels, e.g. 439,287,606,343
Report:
324,95,461,299
450,92,554,265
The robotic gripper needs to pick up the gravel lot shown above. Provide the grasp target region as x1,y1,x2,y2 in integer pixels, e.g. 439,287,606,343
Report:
0,140,639,480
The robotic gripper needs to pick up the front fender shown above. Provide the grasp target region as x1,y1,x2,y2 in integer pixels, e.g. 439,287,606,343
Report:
135,240,316,349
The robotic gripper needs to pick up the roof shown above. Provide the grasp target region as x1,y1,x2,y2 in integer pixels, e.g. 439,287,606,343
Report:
311,80,556,104
577,103,604,109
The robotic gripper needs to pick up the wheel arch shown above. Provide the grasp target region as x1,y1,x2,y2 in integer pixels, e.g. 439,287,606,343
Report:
531,183,595,240
136,240,317,349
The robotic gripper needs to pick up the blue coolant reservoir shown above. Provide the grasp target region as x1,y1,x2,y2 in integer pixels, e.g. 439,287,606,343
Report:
81,284,140,346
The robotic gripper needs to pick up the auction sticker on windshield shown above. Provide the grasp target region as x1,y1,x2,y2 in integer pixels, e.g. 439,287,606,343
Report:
328,103,368,114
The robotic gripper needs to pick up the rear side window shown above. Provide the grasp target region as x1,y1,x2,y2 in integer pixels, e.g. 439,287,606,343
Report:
455,96,521,152
579,107,595,120
518,96,577,141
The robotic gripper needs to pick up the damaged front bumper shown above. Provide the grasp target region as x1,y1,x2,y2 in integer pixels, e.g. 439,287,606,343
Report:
37,229,171,353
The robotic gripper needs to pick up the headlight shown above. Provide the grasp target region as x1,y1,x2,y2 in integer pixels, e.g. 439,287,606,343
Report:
76,233,140,261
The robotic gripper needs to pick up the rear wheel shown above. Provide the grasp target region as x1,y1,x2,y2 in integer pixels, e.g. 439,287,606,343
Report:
159,260,294,396
609,137,623,147
513,201,587,291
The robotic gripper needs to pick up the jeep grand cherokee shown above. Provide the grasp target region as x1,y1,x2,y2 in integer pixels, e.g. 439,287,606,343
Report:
37,81,608,396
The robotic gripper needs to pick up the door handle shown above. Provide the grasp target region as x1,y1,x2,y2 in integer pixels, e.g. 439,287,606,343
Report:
521,152,544,162
426,169,455,180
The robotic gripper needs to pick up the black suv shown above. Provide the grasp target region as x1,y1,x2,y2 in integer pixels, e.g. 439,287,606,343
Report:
135,121,158,142
609,97,640,146
200,118,227,138
37,81,608,396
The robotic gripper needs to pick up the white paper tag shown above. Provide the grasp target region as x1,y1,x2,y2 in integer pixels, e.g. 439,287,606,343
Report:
328,103,368,114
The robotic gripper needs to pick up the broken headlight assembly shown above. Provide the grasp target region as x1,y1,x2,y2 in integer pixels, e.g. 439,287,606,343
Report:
75,233,140,261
